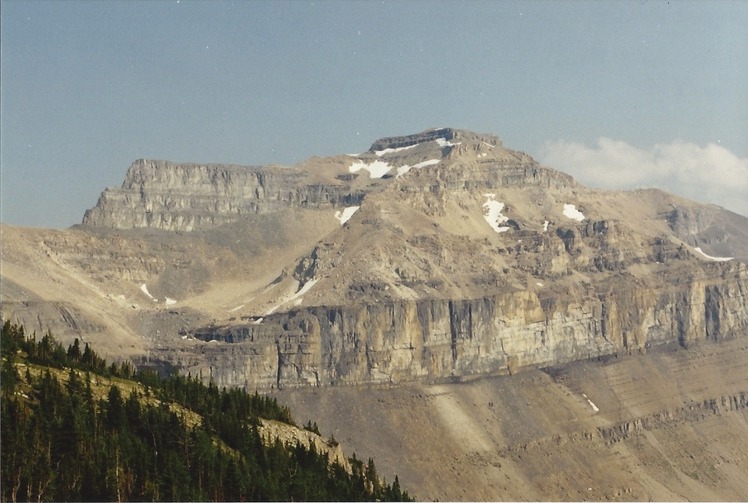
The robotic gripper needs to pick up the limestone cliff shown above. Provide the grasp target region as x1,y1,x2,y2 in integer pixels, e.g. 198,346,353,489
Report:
82,159,366,231
169,261,748,389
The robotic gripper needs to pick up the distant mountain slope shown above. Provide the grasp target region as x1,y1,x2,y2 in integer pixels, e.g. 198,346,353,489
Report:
277,336,748,501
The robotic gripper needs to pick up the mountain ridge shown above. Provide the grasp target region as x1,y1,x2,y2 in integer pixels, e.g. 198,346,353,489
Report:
3,126,748,501
2,128,748,390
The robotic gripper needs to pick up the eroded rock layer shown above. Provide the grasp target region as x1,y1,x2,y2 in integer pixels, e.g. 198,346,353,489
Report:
170,262,747,389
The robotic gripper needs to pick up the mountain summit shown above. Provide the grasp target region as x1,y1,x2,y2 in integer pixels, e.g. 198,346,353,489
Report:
81,128,559,232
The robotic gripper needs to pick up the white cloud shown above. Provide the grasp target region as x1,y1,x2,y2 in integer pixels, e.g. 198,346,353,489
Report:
540,138,748,217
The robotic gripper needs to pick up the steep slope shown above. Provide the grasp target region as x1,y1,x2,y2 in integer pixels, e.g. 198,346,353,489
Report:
3,127,748,500
276,337,748,501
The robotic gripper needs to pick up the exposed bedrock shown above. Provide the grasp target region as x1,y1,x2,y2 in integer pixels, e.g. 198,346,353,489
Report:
368,127,461,151
82,159,365,231
173,265,747,390
81,130,579,232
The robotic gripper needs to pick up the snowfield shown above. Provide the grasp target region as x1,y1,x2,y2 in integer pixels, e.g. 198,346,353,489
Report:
265,279,319,315
583,393,600,412
435,138,461,148
482,194,511,233
374,144,418,156
349,160,393,178
396,159,440,178
563,204,586,221
140,284,157,302
335,206,360,225
694,247,733,262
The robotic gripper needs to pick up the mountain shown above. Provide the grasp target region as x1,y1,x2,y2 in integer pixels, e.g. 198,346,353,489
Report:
2,127,748,500
2,128,747,388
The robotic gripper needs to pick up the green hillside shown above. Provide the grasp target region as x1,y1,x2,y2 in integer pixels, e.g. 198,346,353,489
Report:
0,321,411,502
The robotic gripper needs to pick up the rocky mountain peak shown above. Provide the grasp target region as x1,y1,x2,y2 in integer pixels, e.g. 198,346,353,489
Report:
81,128,559,232
367,127,499,153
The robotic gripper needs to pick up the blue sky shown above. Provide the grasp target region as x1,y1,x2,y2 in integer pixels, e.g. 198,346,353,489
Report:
2,0,747,228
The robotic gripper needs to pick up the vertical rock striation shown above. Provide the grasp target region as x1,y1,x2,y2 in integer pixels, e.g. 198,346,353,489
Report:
82,159,365,231
176,262,748,390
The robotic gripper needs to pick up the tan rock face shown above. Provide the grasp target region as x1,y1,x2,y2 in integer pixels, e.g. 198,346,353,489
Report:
258,419,349,471
181,262,746,389
82,159,366,231
79,129,578,233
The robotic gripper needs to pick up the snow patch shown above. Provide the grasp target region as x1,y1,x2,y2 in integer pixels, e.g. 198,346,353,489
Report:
543,220,549,232
374,144,418,157
482,194,511,233
265,304,281,315
396,158,440,178
481,142,495,149
265,279,319,315
349,160,392,178
140,284,157,302
293,278,318,298
253,317,263,324
165,297,177,305
536,282,543,287
435,138,462,148
694,247,733,262
415,159,441,168
582,393,600,412
335,206,360,225
563,204,585,222
229,304,245,312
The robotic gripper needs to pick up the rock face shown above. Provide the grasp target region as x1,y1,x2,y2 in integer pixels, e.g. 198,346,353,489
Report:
81,128,576,232
274,337,748,501
82,159,366,231
172,262,748,389
3,126,745,502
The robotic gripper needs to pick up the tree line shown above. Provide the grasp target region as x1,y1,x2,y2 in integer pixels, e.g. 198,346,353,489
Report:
1,321,411,501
